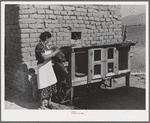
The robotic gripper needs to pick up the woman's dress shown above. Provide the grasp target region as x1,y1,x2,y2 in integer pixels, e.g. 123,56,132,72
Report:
35,42,57,100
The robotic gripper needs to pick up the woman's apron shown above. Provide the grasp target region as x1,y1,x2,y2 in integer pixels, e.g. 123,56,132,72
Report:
37,50,57,89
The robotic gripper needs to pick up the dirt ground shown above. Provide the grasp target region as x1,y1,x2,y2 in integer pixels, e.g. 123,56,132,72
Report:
5,74,145,110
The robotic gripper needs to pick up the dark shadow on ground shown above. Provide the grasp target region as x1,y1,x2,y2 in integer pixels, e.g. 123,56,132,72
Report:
73,86,145,110
5,86,145,110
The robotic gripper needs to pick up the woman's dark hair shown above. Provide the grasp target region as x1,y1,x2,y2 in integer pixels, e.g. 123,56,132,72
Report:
44,31,51,38
28,68,35,74
40,31,51,41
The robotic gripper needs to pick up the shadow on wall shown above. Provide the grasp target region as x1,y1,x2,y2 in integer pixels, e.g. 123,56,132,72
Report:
5,5,34,96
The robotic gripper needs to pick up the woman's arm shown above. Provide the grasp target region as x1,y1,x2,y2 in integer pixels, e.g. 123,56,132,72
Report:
41,49,59,61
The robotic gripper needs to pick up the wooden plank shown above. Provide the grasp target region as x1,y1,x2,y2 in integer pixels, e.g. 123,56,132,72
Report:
131,73,145,75
70,87,74,105
68,53,75,105
101,48,107,79
72,80,88,87
114,48,118,74
107,59,114,63
118,69,130,74
71,53,75,82
88,49,94,83
105,48,108,74
94,61,102,65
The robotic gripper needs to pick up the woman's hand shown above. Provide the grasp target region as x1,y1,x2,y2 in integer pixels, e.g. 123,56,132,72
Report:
42,49,59,61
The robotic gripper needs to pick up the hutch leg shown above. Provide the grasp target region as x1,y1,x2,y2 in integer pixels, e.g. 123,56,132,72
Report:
125,75,130,94
70,87,74,105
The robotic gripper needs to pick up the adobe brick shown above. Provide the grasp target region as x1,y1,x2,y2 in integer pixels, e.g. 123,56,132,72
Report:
29,24,44,29
49,15,56,19
37,29,46,33
21,34,29,38
64,6,75,11
20,29,37,33
37,15,45,19
19,9,36,14
57,16,63,20
56,37,63,41
45,10,53,14
50,5,63,10
88,9,97,13
79,24,85,28
60,11,67,15
36,19,44,24
89,17,94,21
77,17,82,20
54,11,61,15
19,15,28,19
29,14,38,18
76,8,86,12
56,41,68,45
37,9,45,14
64,16,70,20
80,12,86,16
30,42,38,47
87,13,93,17
70,16,76,20
21,47,29,53
53,29,59,32
74,12,80,16
34,5,49,9
62,24,69,27
55,24,61,28
30,33,40,38
68,11,74,15
19,5,34,9
21,52,30,57
20,43,30,48
19,24,29,28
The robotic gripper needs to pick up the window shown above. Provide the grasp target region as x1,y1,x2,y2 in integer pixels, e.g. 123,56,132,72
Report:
94,65,101,75
94,50,101,61
108,63,113,73
108,48,113,59
71,32,81,40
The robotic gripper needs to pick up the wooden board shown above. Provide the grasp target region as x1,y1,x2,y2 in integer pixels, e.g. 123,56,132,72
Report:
101,48,107,79
87,49,94,83
114,48,118,74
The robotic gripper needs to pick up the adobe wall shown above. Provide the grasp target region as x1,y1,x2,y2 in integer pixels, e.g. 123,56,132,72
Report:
5,4,122,92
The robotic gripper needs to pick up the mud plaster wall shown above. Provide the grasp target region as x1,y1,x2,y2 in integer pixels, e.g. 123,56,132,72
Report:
5,4,122,92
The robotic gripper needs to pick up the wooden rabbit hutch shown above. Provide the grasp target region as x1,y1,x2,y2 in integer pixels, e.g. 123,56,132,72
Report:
61,42,135,105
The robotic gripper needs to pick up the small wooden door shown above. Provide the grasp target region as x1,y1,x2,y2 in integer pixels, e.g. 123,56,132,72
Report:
106,47,118,76
88,48,103,83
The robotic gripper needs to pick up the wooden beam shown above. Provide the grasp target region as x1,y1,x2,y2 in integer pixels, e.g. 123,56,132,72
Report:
88,49,94,84
114,48,118,74
101,48,107,79
68,52,75,105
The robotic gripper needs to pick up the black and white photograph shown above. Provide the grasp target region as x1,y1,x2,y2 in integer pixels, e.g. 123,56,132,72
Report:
1,1,149,122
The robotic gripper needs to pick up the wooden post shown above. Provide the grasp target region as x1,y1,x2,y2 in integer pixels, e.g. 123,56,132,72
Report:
125,75,130,94
114,48,118,74
101,48,106,79
69,52,75,105
88,49,94,83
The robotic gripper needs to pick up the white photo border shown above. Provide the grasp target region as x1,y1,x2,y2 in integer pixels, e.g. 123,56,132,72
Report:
1,1,149,122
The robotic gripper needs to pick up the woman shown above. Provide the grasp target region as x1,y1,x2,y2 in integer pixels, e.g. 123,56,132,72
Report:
35,31,59,109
